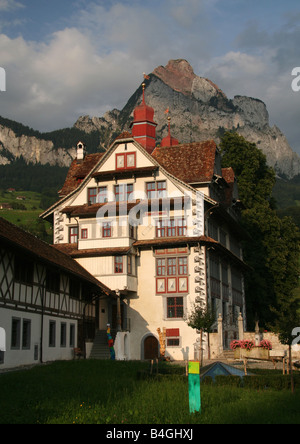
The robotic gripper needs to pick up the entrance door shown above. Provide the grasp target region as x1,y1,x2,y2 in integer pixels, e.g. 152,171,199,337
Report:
144,335,159,360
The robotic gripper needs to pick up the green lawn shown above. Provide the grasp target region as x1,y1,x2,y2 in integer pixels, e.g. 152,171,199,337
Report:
0,360,299,424
0,189,52,241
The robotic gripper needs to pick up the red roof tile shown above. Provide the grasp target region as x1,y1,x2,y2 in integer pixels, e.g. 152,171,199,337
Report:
59,152,104,197
152,140,217,183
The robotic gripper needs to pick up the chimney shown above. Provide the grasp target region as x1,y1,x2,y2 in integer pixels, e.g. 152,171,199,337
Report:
77,141,86,161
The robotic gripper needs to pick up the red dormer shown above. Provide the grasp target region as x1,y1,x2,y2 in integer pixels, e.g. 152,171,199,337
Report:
130,82,157,154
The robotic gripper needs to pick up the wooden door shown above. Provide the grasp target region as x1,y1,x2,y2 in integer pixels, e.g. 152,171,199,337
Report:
144,335,159,360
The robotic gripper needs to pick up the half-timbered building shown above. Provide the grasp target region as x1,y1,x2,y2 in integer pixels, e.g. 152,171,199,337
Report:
41,83,248,361
0,217,112,369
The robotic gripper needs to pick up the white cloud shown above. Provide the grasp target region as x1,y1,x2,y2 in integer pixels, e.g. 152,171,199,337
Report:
0,0,23,11
0,0,299,157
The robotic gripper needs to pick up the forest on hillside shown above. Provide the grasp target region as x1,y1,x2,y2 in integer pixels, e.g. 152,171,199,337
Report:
0,115,107,152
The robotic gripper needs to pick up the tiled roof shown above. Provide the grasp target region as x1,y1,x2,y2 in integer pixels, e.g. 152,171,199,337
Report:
54,244,131,258
0,217,112,294
57,135,219,202
151,140,217,183
59,152,104,197
114,131,133,140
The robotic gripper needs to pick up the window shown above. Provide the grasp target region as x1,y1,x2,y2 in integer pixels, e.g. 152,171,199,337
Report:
157,258,166,276
155,219,187,238
60,323,67,347
49,321,56,347
98,186,108,203
14,257,34,284
166,328,180,347
156,256,188,295
146,181,167,198
11,318,21,349
127,255,132,275
46,269,60,293
178,257,188,275
114,184,134,202
146,182,156,199
167,297,184,318
167,220,176,237
88,187,98,204
102,222,112,238
167,258,177,276
69,226,78,243
116,152,136,170
81,228,88,239
157,181,167,198
210,254,221,299
177,219,187,237
70,324,75,348
22,319,31,349
156,220,166,238
114,256,123,274
88,186,108,204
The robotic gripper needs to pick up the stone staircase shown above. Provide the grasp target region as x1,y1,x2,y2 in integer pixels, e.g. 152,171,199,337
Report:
219,349,235,362
89,330,114,360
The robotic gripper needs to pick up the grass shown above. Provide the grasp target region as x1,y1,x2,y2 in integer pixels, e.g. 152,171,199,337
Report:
0,360,299,424
0,189,52,241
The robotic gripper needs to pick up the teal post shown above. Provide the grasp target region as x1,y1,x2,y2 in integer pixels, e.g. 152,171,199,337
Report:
188,361,201,414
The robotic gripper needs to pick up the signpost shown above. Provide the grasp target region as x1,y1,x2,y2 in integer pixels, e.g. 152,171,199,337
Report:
188,361,201,414
107,324,115,360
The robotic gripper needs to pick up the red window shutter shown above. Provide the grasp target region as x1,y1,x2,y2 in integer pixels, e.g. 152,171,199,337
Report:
166,328,180,337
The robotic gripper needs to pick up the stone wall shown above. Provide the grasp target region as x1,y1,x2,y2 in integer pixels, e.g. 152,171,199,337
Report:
243,331,300,360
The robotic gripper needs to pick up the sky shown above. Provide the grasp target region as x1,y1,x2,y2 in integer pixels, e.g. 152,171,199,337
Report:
0,0,300,155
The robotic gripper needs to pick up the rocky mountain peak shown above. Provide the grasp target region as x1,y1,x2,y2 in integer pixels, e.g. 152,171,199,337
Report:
0,59,300,179
153,59,196,95
153,59,227,103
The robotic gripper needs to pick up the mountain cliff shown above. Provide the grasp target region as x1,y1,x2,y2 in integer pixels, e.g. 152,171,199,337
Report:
0,59,299,178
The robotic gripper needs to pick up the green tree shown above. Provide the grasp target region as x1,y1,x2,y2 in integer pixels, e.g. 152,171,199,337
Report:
186,303,215,366
220,131,300,329
270,291,300,394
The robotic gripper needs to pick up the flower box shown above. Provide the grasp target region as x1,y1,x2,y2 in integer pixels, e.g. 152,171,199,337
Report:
234,347,269,360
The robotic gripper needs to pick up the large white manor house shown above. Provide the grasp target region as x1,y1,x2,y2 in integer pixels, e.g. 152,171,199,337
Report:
39,82,247,362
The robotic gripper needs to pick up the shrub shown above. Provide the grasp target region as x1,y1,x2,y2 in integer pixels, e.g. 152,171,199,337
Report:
202,376,213,385
215,375,241,387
